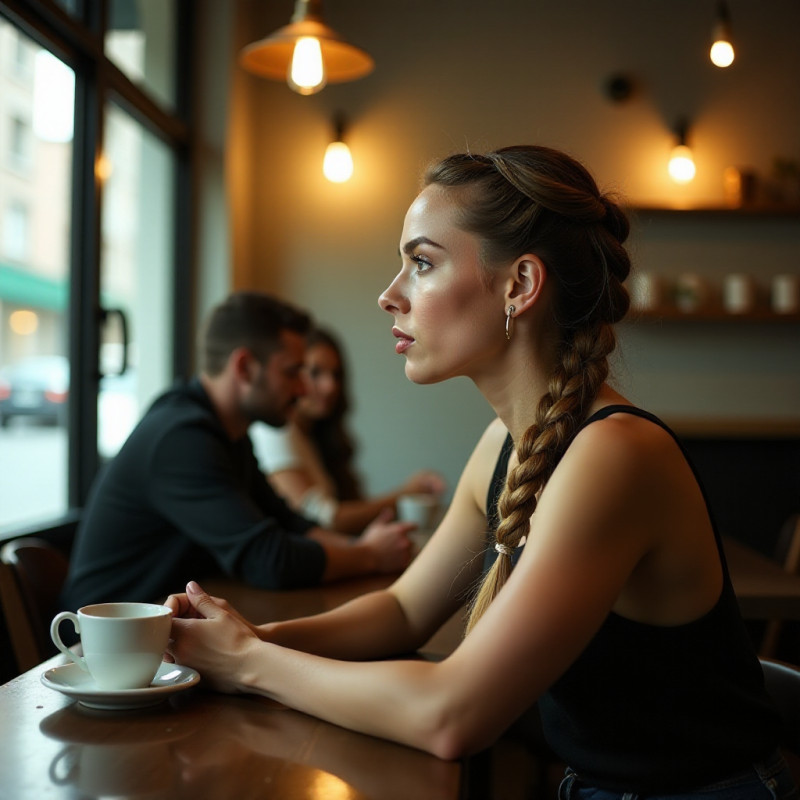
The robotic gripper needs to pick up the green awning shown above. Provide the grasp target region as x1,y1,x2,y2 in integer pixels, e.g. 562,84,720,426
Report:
0,263,68,311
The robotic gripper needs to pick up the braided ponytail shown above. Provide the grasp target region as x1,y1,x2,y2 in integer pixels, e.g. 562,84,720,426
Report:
466,323,617,631
424,146,631,633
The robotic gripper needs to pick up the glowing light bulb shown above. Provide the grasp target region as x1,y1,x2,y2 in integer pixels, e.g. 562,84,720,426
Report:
709,2,735,68
287,37,326,95
323,141,353,183
710,39,734,68
668,145,696,184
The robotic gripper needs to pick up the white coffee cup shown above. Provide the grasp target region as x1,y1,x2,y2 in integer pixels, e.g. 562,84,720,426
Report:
50,602,172,690
397,493,440,531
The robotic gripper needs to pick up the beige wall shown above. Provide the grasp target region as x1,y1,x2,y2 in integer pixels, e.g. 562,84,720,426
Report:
219,0,800,499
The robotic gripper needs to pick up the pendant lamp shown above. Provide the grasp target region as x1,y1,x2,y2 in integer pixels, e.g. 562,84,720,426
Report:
240,0,374,96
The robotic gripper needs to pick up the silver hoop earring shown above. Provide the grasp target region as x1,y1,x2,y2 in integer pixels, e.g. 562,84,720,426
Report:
505,305,516,341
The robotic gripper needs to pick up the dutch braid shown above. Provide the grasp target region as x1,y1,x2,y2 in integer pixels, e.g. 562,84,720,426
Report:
424,146,631,632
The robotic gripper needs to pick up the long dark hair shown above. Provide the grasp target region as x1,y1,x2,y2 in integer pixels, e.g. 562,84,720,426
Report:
423,146,631,631
305,328,363,501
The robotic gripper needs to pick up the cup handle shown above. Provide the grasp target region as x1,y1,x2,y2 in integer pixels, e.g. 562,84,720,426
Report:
50,611,88,672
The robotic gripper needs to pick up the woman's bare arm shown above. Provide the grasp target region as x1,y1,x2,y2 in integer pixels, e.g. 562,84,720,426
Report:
169,417,691,759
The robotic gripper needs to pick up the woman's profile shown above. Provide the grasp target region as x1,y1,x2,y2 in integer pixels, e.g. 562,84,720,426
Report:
168,145,796,799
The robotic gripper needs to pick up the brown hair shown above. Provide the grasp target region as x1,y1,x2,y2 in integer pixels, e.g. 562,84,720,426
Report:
200,291,312,376
304,328,363,501
423,146,631,632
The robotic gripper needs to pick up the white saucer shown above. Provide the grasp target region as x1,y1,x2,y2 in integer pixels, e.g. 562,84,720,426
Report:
41,662,200,710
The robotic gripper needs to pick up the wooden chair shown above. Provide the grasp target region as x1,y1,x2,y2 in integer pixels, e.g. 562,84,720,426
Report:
0,538,70,674
761,515,800,659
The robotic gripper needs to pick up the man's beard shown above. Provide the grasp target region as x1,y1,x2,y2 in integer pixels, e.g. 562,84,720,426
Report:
244,398,293,428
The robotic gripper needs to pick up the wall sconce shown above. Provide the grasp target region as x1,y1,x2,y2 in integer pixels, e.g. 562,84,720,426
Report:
668,119,696,184
323,115,353,183
240,0,374,96
603,73,635,104
709,1,735,68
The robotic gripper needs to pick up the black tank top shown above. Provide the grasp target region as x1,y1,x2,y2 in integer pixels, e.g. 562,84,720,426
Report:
484,405,780,793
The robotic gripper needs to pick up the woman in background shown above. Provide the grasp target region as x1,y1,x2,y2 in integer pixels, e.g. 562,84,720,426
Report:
250,327,444,534
169,145,794,799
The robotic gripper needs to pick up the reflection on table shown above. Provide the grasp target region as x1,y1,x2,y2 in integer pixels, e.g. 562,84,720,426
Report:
3,653,460,800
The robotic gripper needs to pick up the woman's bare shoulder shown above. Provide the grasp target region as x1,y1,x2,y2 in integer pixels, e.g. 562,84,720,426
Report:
571,407,679,472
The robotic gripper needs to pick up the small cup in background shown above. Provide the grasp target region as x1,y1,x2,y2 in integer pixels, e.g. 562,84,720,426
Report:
397,493,440,531
398,494,441,553
723,167,758,208
628,272,662,311
771,274,800,314
722,274,757,314
674,273,708,313
50,602,172,690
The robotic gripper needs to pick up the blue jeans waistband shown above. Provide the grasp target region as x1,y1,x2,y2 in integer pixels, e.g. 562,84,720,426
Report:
557,749,798,799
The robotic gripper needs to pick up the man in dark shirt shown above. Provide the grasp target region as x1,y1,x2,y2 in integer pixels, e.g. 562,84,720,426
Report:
61,292,413,610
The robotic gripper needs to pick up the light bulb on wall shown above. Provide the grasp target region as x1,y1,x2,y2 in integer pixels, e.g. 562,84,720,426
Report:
240,0,373,96
323,115,353,183
710,1,735,68
668,119,696,184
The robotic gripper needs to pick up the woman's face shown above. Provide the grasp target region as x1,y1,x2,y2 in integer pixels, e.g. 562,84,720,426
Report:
379,185,506,385
297,343,342,420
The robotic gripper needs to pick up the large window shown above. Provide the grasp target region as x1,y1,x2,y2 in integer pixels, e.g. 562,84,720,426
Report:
0,0,196,533
0,24,73,528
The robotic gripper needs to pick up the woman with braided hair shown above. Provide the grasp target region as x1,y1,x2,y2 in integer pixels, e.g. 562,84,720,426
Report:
166,146,795,799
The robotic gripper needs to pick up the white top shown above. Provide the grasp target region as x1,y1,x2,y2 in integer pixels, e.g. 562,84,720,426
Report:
249,421,338,526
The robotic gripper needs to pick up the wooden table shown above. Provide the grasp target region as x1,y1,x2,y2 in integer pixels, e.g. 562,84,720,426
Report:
3,537,798,799
0,572,467,800
0,655,462,800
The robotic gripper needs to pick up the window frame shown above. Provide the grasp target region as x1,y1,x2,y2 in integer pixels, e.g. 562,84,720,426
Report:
0,0,198,537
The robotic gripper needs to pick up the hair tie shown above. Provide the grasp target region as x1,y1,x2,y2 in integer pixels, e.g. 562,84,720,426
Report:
495,542,513,556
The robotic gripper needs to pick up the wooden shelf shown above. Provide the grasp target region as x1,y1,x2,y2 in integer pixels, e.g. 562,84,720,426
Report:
666,417,800,438
627,305,800,322
629,205,800,219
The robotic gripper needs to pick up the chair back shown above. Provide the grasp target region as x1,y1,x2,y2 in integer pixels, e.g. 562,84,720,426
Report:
0,538,69,673
761,514,800,659
761,658,800,755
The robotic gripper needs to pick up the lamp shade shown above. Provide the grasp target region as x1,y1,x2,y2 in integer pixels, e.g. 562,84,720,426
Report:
240,8,373,85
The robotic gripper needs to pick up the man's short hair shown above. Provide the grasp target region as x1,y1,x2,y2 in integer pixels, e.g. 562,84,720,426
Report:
200,292,312,376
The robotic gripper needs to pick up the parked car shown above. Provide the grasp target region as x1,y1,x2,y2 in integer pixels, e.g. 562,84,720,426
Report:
0,355,69,427
0,356,139,452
